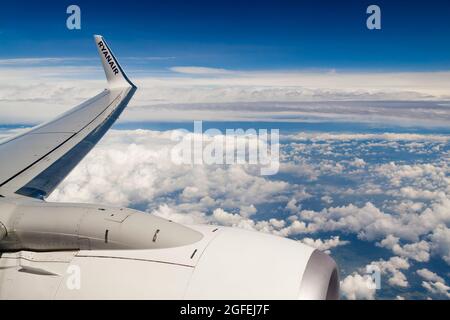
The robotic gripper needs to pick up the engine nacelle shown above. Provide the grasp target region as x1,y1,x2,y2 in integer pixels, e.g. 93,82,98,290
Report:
0,198,339,299
179,226,339,300
0,199,202,251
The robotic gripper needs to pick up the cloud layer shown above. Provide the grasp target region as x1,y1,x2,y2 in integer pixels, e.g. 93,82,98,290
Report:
1,126,438,300
1,65,450,125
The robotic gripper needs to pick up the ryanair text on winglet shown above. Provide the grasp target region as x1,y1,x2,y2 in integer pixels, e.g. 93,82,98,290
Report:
98,41,119,75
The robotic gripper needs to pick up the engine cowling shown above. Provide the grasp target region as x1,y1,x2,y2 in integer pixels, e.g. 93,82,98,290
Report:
181,226,339,300
0,198,339,300
0,199,202,251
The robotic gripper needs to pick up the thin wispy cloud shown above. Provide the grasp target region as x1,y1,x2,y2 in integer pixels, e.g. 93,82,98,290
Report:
0,56,175,66
1,64,450,126
170,66,235,75
126,56,176,61
0,57,97,66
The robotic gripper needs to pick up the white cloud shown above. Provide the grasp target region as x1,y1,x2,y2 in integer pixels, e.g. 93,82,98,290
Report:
207,208,313,237
298,202,400,240
340,273,376,300
0,57,96,65
421,281,450,298
288,132,449,143
296,194,450,257
349,158,366,168
45,129,317,239
377,235,430,262
416,268,445,283
2,65,450,124
387,271,409,288
375,162,448,190
211,208,252,229
151,203,207,225
285,198,301,214
321,195,333,204
299,236,349,254
170,66,234,75
279,162,319,181
429,225,450,265
367,257,410,288
48,129,294,211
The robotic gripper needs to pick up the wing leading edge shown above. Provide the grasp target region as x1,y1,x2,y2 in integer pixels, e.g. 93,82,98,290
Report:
0,36,137,199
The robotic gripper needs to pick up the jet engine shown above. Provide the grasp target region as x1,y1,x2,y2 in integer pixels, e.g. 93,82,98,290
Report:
0,197,338,299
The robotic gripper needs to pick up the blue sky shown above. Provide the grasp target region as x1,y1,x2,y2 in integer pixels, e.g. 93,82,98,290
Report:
2,0,450,71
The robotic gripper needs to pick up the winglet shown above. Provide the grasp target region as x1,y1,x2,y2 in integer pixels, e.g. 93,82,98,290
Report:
94,35,136,89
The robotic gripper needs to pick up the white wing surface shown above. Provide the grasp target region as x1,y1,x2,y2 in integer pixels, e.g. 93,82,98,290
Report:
0,35,136,199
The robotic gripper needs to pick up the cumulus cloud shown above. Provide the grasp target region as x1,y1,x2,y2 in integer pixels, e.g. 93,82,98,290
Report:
278,162,319,181
421,281,450,299
374,162,448,189
377,235,430,262
297,202,401,240
416,268,445,283
349,158,366,168
429,226,450,265
288,132,449,143
367,257,410,288
49,129,293,210
341,256,412,299
296,196,450,257
45,129,318,240
321,195,333,204
211,208,255,230
299,236,349,254
285,198,302,214
340,273,376,300
3,120,447,299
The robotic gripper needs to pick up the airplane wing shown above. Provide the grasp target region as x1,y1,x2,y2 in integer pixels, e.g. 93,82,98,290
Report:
0,35,137,200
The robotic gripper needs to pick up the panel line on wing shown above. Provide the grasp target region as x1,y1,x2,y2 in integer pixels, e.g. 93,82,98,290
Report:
0,35,137,199
15,87,136,199
0,92,122,189
0,91,109,147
